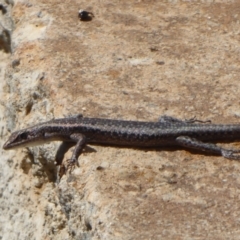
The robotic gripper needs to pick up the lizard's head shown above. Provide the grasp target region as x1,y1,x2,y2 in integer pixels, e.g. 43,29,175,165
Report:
3,127,45,150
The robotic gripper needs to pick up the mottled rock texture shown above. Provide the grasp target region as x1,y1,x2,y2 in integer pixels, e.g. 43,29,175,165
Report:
1,0,240,239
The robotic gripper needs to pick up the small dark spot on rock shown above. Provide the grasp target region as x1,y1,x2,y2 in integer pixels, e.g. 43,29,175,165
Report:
78,9,94,21
159,165,165,171
25,100,33,115
12,59,20,68
150,47,159,52
39,72,45,81
32,92,39,99
0,4,7,14
156,61,165,65
96,166,104,171
85,220,92,231
0,28,12,53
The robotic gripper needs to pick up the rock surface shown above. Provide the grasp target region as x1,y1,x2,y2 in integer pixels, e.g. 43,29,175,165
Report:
1,0,240,239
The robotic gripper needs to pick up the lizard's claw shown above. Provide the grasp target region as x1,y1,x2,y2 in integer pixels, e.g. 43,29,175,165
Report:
58,159,78,179
58,164,67,179
221,149,240,160
66,159,77,173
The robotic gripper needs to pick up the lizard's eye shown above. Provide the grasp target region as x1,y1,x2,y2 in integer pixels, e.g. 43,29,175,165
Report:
19,132,28,140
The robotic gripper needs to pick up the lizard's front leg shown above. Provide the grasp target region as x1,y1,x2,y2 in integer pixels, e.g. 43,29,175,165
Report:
59,133,86,178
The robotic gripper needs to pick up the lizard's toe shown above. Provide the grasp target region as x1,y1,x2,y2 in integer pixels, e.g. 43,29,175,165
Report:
221,149,240,160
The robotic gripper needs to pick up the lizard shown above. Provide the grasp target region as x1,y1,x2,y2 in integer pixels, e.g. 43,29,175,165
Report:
3,114,240,178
